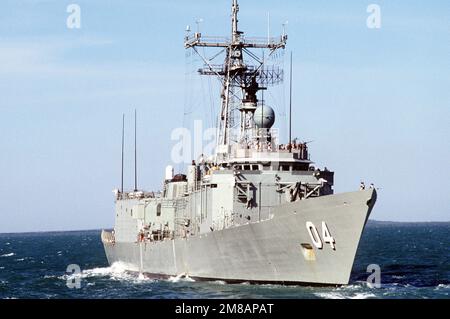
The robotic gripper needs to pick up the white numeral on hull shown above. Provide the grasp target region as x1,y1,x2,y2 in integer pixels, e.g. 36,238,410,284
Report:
306,221,335,250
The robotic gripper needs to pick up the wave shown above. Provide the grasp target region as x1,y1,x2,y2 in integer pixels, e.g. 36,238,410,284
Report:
314,291,377,299
0,253,15,257
314,292,346,299
349,293,377,299
335,284,362,291
59,262,154,284
435,284,450,290
58,263,201,285
315,282,378,299
168,274,195,283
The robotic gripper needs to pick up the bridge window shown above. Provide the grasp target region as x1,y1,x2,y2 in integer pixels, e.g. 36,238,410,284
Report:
293,163,309,171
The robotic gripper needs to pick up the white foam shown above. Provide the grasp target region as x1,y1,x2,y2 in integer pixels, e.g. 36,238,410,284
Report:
137,273,146,280
315,289,377,299
168,273,184,282
0,253,15,257
59,262,153,284
349,293,377,299
14,258,25,262
259,283,292,289
315,292,346,299
435,284,450,290
335,284,360,291
168,274,195,283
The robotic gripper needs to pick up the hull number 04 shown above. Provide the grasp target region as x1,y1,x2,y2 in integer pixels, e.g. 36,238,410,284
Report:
306,221,336,250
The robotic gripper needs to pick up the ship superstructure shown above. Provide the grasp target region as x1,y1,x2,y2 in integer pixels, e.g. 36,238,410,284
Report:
102,0,377,285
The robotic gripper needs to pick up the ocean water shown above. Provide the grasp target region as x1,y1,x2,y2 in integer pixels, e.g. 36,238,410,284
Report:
0,221,449,299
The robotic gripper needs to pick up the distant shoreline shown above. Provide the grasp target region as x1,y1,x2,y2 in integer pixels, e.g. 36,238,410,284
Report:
0,220,449,235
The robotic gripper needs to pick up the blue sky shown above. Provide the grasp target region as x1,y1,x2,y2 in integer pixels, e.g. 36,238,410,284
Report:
0,0,449,232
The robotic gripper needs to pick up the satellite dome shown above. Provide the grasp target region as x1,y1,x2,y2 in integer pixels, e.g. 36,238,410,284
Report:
253,105,275,129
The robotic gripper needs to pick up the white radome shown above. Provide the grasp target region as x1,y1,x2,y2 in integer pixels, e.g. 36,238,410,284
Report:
253,105,275,129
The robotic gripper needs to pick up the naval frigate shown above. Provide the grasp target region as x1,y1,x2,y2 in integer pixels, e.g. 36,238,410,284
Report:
101,0,377,285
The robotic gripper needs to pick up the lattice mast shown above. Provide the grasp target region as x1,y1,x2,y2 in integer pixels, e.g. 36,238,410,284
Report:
184,0,287,158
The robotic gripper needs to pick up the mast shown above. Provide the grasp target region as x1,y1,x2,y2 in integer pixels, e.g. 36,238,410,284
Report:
134,109,138,192
184,0,287,160
289,51,293,150
121,113,125,194
232,0,239,42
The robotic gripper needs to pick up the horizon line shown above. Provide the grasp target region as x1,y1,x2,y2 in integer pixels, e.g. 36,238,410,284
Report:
0,219,449,235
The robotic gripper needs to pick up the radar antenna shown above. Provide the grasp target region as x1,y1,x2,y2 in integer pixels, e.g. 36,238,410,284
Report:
184,0,287,160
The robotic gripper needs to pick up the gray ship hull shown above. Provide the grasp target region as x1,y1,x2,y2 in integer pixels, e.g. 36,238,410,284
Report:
103,189,376,285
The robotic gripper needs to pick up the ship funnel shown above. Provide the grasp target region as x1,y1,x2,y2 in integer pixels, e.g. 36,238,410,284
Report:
165,165,174,181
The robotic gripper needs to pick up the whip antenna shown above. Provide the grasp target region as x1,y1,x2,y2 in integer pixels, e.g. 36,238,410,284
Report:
134,109,138,192
121,113,125,194
289,51,293,151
